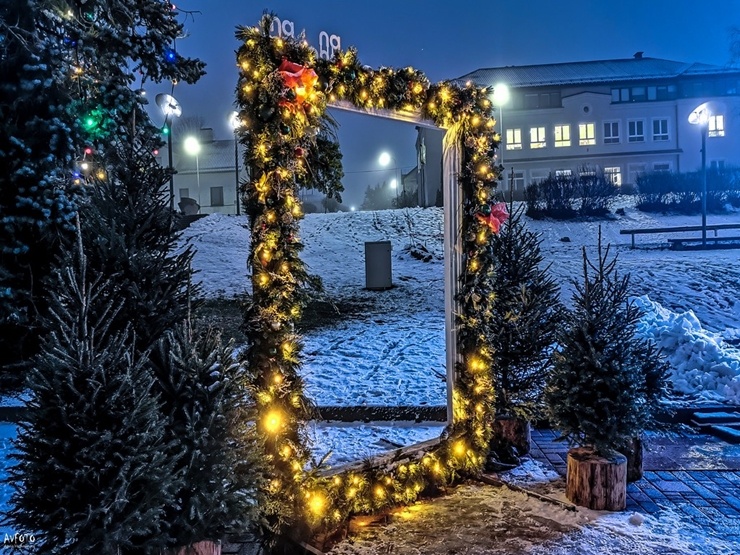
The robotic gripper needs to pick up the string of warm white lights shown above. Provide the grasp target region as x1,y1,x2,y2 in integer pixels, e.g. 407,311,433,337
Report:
236,13,507,542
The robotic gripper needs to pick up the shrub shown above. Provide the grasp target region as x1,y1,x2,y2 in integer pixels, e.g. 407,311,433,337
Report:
636,167,740,213
525,168,617,219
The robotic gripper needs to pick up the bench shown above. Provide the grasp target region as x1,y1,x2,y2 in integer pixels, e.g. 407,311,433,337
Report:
668,236,740,250
620,223,740,249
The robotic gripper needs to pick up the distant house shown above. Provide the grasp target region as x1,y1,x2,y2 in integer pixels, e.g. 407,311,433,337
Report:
159,128,245,215
457,54,740,198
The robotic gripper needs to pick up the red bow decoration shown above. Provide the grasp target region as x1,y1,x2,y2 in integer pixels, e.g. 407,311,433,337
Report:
278,59,318,105
475,202,509,234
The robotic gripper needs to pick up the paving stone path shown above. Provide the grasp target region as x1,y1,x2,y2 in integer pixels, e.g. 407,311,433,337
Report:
530,428,740,545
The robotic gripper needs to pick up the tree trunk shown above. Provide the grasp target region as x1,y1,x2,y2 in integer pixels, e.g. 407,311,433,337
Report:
566,446,627,511
619,436,644,483
491,415,531,456
166,541,221,555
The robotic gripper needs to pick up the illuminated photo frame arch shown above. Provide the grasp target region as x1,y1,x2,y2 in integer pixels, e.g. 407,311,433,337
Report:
236,15,505,541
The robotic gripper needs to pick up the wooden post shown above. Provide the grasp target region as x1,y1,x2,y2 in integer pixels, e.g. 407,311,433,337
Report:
566,447,627,511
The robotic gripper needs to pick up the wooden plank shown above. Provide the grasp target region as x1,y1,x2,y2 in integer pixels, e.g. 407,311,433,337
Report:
477,473,577,512
316,436,442,477
620,223,740,235
316,405,446,422
328,100,442,130
668,236,740,243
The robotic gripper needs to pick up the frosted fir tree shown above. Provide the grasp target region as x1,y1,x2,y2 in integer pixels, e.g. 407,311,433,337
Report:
545,230,669,456
0,0,79,390
148,324,265,548
485,203,562,465
6,223,178,555
76,130,196,357
0,0,205,392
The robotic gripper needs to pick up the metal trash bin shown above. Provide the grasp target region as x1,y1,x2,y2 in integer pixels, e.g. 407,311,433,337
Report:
364,241,392,290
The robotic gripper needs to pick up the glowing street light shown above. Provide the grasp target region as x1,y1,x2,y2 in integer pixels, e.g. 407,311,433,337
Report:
155,93,182,211
183,135,202,211
688,101,722,247
229,111,243,216
491,83,510,192
379,151,401,204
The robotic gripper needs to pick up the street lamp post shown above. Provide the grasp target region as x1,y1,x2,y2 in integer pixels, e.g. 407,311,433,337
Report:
379,151,401,206
492,83,510,196
229,111,242,216
155,93,182,211
688,102,714,247
183,136,202,211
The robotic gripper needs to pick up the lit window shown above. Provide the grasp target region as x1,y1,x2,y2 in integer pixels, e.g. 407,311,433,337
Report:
709,115,725,137
210,186,224,206
604,166,622,187
603,121,620,144
579,123,596,146
555,169,572,177
554,125,571,147
652,119,669,141
506,128,522,150
628,120,644,142
530,126,546,149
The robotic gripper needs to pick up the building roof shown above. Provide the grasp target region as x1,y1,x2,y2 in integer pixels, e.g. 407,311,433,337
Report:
456,56,740,89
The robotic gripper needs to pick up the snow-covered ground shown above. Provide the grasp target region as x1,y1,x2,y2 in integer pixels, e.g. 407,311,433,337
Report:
327,460,739,555
180,201,740,412
2,201,740,550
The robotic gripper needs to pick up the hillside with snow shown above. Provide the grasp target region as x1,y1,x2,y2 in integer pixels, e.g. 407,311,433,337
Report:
180,200,740,409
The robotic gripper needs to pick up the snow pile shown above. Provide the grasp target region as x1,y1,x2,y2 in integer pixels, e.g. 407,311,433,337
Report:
635,296,740,404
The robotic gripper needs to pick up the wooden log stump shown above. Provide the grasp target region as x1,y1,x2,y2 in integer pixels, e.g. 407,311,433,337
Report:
491,416,531,456
566,447,627,511
166,540,221,555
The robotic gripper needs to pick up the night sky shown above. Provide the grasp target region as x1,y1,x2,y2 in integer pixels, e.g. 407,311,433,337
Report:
159,0,738,206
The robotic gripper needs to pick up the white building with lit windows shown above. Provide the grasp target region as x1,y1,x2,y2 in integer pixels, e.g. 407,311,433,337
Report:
457,54,740,198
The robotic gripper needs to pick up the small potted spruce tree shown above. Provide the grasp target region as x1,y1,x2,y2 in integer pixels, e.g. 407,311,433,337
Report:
545,230,668,510
485,203,562,469
149,324,265,555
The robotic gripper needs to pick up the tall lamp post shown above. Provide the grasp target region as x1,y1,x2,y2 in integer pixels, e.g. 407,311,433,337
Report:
688,102,713,247
229,111,243,216
492,83,510,196
379,151,401,206
183,136,202,212
155,93,182,211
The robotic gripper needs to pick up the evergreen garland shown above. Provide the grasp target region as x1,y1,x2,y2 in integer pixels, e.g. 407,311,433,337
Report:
235,13,503,542
545,230,669,456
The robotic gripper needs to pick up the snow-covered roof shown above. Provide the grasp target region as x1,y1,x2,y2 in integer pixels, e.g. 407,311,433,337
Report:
456,57,740,89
